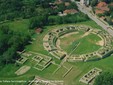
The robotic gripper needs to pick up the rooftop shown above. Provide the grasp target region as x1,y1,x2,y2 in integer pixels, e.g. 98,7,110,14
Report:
35,28,43,33
95,2,109,14
63,9,78,14
97,2,107,7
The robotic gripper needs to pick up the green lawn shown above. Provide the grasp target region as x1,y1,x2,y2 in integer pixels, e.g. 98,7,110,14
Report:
0,20,113,85
73,34,101,54
3,19,30,33
60,31,102,55
1,55,113,85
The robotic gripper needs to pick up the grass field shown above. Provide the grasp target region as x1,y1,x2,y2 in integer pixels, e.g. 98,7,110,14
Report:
0,20,113,85
3,19,29,32
73,33,101,54
60,31,102,55
26,20,103,55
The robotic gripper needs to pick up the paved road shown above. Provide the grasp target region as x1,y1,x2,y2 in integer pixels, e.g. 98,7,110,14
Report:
76,2,113,37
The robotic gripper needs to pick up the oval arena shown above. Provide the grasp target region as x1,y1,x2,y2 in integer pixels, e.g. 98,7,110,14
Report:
43,25,113,62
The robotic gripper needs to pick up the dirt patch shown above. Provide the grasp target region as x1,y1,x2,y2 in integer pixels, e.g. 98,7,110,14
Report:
96,40,104,46
81,32,90,38
15,65,31,75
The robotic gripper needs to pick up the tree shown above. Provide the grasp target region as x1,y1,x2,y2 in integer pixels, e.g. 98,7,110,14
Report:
91,0,98,6
2,47,16,64
66,2,78,10
100,0,111,3
0,0,23,21
29,15,48,29
0,0,51,21
106,17,113,25
48,16,62,25
57,3,66,12
0,25,31,66
109,5,113,12
94,72,113,85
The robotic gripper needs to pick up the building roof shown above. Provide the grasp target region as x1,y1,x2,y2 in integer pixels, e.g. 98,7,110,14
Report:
95,2,109,14
54,0,62,4
35,28,42,33
98,6,109,11
63,9,78,14
65,2,70,6
97,2,107,7
95,9,105,14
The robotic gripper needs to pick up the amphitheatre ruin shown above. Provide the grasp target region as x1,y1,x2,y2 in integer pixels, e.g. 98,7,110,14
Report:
43,25,113,62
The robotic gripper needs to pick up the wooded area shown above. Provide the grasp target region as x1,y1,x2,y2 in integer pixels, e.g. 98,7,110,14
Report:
0,25,31,68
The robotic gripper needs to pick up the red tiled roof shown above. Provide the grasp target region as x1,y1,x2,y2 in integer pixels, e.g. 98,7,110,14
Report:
35,28,42,33
63,9,78,14
95,9,105,14
95,2,109,14
97,2,107,7
98,6,109,11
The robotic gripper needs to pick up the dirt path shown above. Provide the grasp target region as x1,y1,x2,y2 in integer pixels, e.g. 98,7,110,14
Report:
96,40,104,46
81,31,90,38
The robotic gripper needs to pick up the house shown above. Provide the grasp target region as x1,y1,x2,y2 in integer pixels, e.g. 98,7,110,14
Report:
65,2,70,6
63,9,78,15
54,0,62,4
80,0,85,5
58,12,67,16
95,10,105,14
58,9,78,16
97,2,107,7
95,2,109,14
35,28,43,33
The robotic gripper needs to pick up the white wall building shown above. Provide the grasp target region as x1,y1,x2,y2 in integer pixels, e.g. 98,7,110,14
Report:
80,0,84,5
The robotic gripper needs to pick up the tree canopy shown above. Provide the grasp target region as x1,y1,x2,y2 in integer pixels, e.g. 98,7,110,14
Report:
94,72,113,85
0,0,54,21
0,25,31,67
